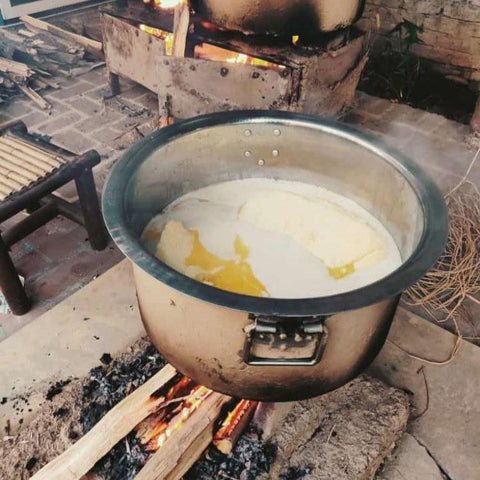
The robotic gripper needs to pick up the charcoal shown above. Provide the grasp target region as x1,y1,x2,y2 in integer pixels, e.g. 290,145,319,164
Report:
79,343,276,480
25,457,38,471
46,379,71,401
100,353,113,365
53,407,70,418
79,343,166,479
279,467,310,480
185,425,276,480
92,432,149,480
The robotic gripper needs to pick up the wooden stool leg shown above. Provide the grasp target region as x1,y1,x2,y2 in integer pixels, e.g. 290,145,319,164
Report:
75,167,109,251
0,235,30,315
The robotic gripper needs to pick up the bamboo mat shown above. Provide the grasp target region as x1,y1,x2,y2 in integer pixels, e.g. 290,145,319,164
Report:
0,135,65,202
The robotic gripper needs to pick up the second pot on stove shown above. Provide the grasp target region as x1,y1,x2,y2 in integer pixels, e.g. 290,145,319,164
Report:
191,0,366,35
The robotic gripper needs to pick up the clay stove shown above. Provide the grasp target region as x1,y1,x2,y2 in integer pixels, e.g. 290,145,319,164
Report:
100,0,368,119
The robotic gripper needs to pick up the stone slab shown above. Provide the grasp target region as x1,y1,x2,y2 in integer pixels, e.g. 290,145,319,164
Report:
262,375,410,480
377,433,444,480
369,308,480,480
0,260,145,434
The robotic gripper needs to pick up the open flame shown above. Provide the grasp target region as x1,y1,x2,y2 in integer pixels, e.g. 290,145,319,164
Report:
138,25,285,71
143,0,185,8
194,44,285,71
135,374,259,460
155,385,212,448
139,24,174,55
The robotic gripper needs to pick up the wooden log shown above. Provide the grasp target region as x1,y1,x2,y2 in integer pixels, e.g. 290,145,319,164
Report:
17,28,36,38
20,15,103,58
32,78,48,89
17,85,52,110
135,376,195,446
212,400,258,455
0,57,33,80
172,2,189,58
164,428,213,480
30,364,177,480
30,30,85,55
37,75,60,89
134,390,231,480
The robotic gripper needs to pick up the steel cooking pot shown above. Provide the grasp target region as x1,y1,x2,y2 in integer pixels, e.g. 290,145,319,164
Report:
191,0,366,35
103,111,447,401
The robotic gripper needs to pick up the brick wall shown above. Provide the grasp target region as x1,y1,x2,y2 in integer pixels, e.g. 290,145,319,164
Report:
357,0,480,87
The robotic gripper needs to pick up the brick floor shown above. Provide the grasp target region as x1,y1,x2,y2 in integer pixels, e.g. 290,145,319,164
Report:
0,65,156,338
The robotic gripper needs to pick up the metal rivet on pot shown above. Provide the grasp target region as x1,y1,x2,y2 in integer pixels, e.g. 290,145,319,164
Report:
244,150,252,158
273,128,281,136
244,129,252,136
258,159,265,166
272,149,279,157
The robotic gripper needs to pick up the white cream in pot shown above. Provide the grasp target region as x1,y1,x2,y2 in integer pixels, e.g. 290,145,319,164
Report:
142,179,402,298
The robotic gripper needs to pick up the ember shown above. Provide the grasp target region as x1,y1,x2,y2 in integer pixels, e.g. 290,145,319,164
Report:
213,399,259,455
148,385,213,450
143,0,185,9
194,44,285,71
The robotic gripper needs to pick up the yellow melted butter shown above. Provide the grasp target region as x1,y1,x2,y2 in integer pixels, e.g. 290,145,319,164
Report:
328,263,355,280
185,230,268,297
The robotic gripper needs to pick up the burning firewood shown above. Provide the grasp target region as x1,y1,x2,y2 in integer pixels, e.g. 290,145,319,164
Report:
135,375,195,445
29,362,259,480
133,387,231,480
212,399,259,455
30,364,177,480
172,2,190,57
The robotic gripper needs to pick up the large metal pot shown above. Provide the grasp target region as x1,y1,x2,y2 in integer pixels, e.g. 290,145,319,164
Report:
103,111,447,401
191,0,366,35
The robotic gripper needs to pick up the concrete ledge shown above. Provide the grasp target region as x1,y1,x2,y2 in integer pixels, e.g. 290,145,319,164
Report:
370,308,480,480
0,260,146,434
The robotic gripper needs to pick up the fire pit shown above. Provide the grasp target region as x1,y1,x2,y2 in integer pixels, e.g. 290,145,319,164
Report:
100,0,368,118
20,339,410,480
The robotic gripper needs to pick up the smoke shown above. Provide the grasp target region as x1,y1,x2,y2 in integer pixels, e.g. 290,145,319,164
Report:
348,92,480,194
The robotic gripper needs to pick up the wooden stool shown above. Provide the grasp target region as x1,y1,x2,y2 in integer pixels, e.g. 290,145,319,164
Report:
0,121,108,315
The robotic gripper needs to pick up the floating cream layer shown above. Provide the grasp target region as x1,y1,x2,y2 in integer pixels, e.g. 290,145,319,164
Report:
142,178,402,298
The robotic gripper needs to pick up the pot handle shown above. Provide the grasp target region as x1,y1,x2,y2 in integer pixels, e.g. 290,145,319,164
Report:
242,314,329,366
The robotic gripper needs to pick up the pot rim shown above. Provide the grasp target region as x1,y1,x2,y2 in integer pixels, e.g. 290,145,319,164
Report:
102,110,448,317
